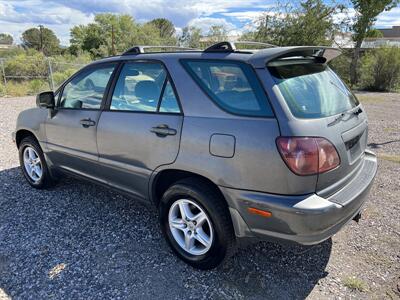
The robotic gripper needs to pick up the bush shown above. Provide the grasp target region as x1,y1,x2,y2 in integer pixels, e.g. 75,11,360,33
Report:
4,51,48,78
2,81,30,97
28,79,49,94
0,80,50,97
359,47,400,91
329,51,352,85
52,68,78,87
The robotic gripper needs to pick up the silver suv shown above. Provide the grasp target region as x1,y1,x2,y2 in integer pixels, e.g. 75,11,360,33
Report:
13,42,377,269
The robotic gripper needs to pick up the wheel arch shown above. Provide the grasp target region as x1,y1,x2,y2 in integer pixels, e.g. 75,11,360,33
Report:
150,168,228,208
15,129,40,148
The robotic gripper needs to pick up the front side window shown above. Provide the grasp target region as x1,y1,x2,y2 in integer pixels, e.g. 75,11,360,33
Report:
268,61,359,118
59,64,116,109
110,62,180,113
181,60,274,117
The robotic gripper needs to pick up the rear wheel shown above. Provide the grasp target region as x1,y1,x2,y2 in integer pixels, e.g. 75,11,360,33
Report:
159,178,235,269
18,136,55,189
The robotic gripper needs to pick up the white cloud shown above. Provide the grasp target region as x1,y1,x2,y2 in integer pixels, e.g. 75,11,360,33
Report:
375,7,400,28
1,0,399,47
221,11,264,22
0,0,93,45
188,17,236,34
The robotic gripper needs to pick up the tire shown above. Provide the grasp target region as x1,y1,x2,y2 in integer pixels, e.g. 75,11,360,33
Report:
18,136,55,189
159,178,235,269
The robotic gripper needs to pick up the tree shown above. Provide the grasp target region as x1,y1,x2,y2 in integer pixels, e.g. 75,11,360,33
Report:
246,0,342,46
70,13,166,58
179,26,201,48
349,0,399,85
21,26,60,55
0,33,13,45
148,18,176,39
206,25,228,43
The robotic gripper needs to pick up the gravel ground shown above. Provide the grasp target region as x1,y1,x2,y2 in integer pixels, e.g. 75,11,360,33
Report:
0,93,399,300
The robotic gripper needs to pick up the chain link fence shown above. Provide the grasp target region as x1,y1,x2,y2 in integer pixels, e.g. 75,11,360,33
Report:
0,57,87,97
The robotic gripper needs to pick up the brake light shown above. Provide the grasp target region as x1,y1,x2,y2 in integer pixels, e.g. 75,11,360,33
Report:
276,137,340,175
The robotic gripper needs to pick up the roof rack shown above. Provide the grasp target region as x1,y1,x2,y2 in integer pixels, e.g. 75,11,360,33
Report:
122,45,198,55
204,41,277,53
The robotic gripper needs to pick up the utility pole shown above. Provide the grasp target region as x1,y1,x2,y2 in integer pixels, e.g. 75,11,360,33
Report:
111,24,115,56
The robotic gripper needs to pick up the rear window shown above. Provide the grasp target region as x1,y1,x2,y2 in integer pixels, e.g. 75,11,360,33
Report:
182,60,274,117
269,61,359,118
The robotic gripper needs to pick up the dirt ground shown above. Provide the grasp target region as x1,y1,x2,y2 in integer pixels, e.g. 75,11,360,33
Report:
0,92,399,299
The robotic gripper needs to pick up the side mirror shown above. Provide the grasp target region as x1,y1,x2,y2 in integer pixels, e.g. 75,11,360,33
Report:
36,91,55,109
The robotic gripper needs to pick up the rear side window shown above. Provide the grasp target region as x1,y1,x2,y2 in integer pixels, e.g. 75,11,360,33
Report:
110,62,180,113
182,60,273,117
269,62,359,118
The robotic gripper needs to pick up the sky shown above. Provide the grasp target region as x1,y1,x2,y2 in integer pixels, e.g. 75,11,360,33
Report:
0,0,399,46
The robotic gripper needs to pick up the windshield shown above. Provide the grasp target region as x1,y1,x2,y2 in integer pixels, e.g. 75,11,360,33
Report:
269,62,359,118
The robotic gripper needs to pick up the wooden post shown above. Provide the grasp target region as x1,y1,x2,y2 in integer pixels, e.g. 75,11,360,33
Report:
47,58,55,91
1,59,6,95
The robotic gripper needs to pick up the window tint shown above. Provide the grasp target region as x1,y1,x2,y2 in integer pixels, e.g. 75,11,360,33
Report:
111,62,179,113
182,60,273,117
159,80,180,113
60,65,115,109
269,62,359,118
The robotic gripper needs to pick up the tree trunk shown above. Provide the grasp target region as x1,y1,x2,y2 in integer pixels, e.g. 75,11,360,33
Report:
350,39,363,86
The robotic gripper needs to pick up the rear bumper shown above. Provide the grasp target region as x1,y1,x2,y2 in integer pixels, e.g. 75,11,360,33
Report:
221,150,377,245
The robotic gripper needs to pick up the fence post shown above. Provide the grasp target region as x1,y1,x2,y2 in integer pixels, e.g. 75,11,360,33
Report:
47,57,55,91
0,59,6,95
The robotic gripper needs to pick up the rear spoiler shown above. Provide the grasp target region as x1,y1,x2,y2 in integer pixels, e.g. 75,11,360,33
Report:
248,46,342,68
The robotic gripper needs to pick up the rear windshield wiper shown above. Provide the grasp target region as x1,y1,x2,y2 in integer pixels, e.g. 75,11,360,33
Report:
329,80,349,97
328,107,363,127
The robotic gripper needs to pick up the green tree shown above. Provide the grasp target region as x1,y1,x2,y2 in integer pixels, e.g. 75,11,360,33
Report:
70,23,103,56
21,26,60,55
70,13,165,58
0,33,13,45
206,25,228,43
148,18,176,39
247,0,342,46
349,0,399,85
179,26,201,48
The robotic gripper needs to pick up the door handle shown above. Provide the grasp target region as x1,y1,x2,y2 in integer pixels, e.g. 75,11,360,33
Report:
150,124,177,137
80,118,96,128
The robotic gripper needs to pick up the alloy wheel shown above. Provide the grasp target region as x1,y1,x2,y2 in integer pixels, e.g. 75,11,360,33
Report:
23,146,43,183
168,199,214,256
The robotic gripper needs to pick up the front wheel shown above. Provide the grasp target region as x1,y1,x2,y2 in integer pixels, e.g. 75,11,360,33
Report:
18,136,55,189
159,178,235,269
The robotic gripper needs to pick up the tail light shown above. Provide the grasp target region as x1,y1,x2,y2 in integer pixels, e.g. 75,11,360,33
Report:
276,137,340,176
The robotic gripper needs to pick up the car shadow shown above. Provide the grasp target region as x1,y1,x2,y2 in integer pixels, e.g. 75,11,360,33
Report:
0,167,331,299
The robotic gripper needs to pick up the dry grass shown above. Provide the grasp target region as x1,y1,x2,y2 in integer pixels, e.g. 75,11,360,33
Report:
356,94,386,104
343,276,368,292
48,263,67,280
378,153,400,163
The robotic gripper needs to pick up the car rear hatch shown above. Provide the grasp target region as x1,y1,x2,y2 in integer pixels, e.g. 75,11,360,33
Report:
255,48,368,202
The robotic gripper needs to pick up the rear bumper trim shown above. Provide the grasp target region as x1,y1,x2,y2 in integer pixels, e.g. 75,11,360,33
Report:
222,150,377,245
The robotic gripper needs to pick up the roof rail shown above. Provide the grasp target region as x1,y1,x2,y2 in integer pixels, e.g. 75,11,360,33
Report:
204,41,277,53
122,45,198,55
